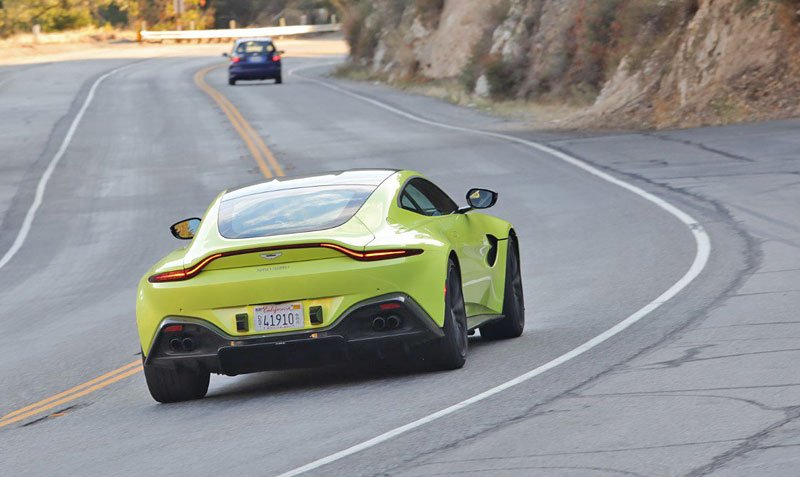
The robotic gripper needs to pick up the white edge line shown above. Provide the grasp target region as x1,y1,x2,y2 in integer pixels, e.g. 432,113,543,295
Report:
0,64,132,271
277,63,712,477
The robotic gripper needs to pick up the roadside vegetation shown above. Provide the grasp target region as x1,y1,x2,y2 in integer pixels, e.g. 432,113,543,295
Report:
337,0,800,129
342,0,701,103
0,0,340,38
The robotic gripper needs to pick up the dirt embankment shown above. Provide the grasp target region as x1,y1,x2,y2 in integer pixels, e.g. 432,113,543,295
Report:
343,0,800,129
0,27,138,63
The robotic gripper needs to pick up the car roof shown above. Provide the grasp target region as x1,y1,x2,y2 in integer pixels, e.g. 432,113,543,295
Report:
222,169,399,201
234,37,273,44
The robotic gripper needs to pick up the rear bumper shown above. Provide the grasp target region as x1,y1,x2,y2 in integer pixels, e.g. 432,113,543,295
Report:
229,64,281,80
144,293,443,375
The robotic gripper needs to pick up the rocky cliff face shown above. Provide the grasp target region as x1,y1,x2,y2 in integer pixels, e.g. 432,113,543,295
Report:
589,0,800,127
344,0,800,128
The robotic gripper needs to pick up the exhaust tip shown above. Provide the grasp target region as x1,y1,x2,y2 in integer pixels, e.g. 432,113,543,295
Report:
169,338,183,352
372,316,386,331
386,315,401,329
181,337,195,352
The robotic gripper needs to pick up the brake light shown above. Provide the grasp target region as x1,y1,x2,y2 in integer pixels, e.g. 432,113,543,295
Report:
380,303,402,311
163,325,183,333
147,244,421,283
231,56,242,63
319,243,423,261
148,270,187,282
272,54,281,62
148,253,223,283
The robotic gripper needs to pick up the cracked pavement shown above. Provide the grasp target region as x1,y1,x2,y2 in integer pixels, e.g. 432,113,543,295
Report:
387,121,800,476
1,45,798,476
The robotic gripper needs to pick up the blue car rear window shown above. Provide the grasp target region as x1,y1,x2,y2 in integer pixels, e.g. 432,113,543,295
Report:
218,185,375,239
235,41,275,56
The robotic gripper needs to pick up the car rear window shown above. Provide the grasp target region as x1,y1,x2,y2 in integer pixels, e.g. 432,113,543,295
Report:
218,185,375,239
235,41,275,55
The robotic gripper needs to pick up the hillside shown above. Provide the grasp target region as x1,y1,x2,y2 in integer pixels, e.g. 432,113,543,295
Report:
342,0,800,129
0,1,338,37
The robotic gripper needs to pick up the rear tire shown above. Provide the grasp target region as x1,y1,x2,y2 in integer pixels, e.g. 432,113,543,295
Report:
433,258,468,369
275,74,283,84
228,78,236,85
143,360,210,403
480,234,524,340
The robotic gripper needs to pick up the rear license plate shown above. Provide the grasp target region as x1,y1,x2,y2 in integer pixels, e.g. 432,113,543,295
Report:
248,56,266,63
253,302,304,331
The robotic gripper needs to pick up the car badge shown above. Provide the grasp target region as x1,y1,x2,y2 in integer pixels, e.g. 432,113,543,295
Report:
261,252,282,260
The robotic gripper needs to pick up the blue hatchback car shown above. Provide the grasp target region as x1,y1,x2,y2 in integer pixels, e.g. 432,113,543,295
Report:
225,38,283,86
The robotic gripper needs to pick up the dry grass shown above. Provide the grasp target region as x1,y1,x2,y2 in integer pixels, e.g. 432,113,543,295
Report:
0,26,137,46
333,62,584,129
0,26,139,63
0,32,348,66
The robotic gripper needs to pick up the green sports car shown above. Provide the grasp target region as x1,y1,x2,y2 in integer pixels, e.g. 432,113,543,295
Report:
137,169,524,402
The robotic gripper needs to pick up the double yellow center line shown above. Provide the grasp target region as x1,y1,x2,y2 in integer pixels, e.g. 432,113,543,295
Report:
0,360,141,429
2,62,284,429
194,64,285,179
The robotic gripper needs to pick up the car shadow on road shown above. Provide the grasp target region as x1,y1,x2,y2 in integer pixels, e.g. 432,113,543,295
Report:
229,81,281,87
202,336,492,401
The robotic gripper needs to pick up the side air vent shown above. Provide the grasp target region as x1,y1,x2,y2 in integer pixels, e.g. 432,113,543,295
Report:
486,235,499,267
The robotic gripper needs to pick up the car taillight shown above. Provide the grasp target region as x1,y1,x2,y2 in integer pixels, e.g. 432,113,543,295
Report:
272,54,281,62
148,253,223,283
319,243,423,261
231,56,242,63
148,270,188,282
147,244,421,283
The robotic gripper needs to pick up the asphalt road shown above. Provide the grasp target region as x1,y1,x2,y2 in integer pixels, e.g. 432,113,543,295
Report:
1,37,798,476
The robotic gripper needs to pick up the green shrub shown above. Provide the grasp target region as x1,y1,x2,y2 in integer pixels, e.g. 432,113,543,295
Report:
735,0,761,14
97,2,129,27
459,58,480,92
40,7,93,31
608,0,698,72
484,54,526,99
459,0,511,93
343,1,379,60
460,28,493,91
414,0,444,26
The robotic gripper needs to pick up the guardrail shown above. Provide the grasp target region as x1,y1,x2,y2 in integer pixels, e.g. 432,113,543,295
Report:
139,23,341,42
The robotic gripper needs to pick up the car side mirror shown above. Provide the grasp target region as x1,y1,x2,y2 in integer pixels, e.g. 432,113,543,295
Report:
278,50,285,55
222,52,229,57
170,218,201,240
458,188,498,213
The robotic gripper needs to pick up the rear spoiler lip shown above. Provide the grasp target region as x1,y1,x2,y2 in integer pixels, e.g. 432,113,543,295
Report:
148,242,423,283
